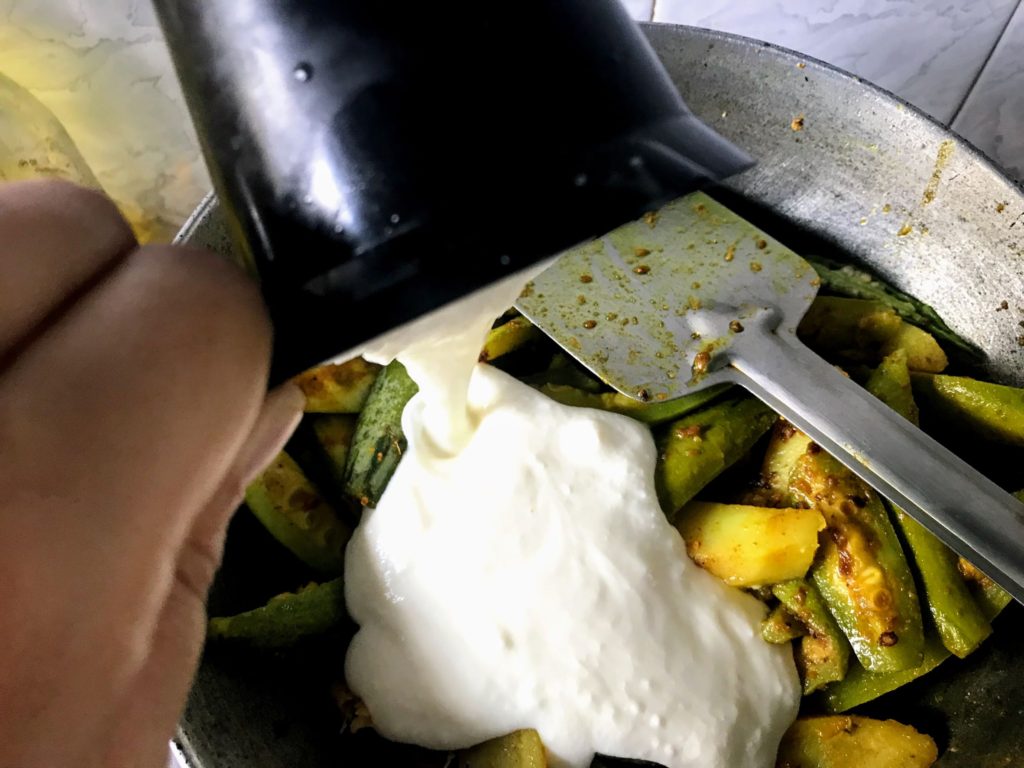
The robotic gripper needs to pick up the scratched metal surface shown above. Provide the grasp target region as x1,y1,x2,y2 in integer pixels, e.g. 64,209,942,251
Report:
516,191,820,400
176,23,1024,768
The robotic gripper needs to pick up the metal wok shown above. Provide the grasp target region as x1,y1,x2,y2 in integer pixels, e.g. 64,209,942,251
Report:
175,22,1024,767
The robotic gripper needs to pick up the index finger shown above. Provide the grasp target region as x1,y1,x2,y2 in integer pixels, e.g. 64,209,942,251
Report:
0,179,136,362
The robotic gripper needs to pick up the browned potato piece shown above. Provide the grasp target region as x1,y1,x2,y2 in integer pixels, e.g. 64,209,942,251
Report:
776,715,938,768
676,501,825,587
293,357,382,413
456,729,547,768
880,323,947,373
797,297,947,373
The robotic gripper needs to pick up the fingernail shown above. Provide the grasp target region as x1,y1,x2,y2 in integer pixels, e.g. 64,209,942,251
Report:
235,382,306,484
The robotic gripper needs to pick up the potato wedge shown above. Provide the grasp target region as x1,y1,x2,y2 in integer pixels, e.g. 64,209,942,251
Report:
798,297,901,356
457,729,547,768
293,357,382,413
879,323,947,373
797,296,947,372
676,501,825,587
776,715,937,768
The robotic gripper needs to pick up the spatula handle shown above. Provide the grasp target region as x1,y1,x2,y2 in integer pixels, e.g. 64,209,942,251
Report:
730,327,1024,605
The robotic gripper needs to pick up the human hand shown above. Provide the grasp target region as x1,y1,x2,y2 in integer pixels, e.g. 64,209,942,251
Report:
0,180,304,768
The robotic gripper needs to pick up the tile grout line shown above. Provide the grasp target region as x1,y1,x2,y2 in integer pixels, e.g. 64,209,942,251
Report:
949,0,1023,126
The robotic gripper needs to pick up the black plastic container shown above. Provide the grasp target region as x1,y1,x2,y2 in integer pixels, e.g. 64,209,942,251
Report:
154,0,751,380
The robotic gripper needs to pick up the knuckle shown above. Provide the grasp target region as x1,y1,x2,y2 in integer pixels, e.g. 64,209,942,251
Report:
131,244,273,375
174,535,223,605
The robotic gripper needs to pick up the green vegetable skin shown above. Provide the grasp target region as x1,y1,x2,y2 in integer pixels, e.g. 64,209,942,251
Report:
822,571,1014,713
773,579,851,694
654,397,777,520
804,253,978,360
312,414,357,490
343,360,419,507
867,352,991,658
911,372,1024,446
208,579,346,648
456,729,547,768
762,603,806,644
539,382,729,425
821,492,1020,712
790,449,924,673
244,451,351,574
743,420,811,507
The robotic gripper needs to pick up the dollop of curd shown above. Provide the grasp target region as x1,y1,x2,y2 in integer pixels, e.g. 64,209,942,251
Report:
344,271,799,768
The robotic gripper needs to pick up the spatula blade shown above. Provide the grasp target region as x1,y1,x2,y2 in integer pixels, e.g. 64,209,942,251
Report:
515,192,820,402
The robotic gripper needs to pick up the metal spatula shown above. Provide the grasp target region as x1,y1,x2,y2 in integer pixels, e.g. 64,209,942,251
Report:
516,191,1024,604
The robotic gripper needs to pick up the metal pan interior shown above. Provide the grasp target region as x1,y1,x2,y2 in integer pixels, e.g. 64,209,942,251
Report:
176,22,1024,768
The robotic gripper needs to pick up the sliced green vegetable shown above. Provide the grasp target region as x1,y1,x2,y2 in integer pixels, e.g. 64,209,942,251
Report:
887,510,990,659
958,489,1019,617
972,570,1014,618
805,253,978,360
479,316,541,362
207,578,346,648
821,633,948,713
654,397,777,520
911,372,1024,446
676,501,824,587
343,360,419,507
823,505,1018,712
868,352,991,658
457,729,547,768
775,715,938,768
293,357,381,413
790,448,924,673
821,545,1015,713
742,420,812,507
521,352,604,393
797,296,947,372
245,451,350,574
774,579,852,694
539,382,729,425
762,603,807,644
312,414,358,491
865,349,918,422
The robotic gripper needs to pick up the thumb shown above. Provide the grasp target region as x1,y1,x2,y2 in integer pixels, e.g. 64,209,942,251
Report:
176,382,306,602
97,383,305,768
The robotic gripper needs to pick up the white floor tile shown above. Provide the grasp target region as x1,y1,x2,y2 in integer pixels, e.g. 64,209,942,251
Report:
651,0,1019,124
620,0,655,21
952,2,1024,182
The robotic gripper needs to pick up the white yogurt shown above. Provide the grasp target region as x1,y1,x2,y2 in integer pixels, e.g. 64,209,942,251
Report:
345,274,799,768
